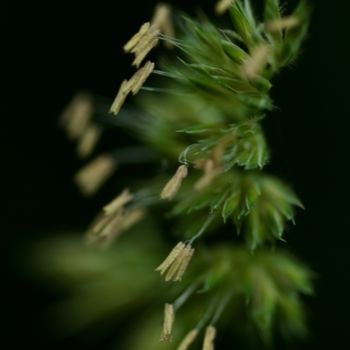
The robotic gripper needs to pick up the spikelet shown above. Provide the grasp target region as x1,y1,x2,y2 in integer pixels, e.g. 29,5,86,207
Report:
156,242,194,282
76,124,102,158
266,16,300,32
202,326,216,350
161,165,188,200
177,329,198,350
242,44,270,79
215,0,235,15
74,154,116,196
160,303,175,342
151,4,174,47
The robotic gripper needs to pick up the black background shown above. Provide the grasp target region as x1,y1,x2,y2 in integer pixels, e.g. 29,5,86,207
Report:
3,0,349,349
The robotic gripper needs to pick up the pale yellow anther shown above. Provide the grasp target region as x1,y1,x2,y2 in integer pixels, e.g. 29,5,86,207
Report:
242,44,270,79
177,329,199,350
90,212,114,236
103,189,133,215
161,303,175,342
124,22,159,67
128,61,155,95
152,4,172,32
194,160,222,192
212,135,234,165
156,242,186,274
174,245,195,281
124,22,151,53
110,80,132,116
99,210,125,240
86,194,143,248
76,124,102,158
156,242,194,282
130,28,157,53
87,209,143,248
74,154,116,196
132,36,159,68
86,210,120,245
215,0,235,15
161,165,188,200
60,92,93,140
266,16,300,32
202,326,216,350
121,208,145,231
165,250,186,282
151,4,174,47
110,61,154,116
59,91,89,126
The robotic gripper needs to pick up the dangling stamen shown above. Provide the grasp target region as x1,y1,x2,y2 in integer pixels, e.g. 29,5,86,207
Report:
103,189,133,215
76,124,102,158
121,208,145,231
161,165,188,200
132,33,159,67
174,245,195,282
177,329,198,350
202,326,216,350
124,22,151,52
156,242,194,282
60,91,93,140
156,242,186,274
110,61,155,116
85,190,144,247
124,22,159,67
128,61,155,95
160,303,175,342
215,0,235,15
110,80,132,115
151,4,174,47
74,154,116,196
98,210,125,242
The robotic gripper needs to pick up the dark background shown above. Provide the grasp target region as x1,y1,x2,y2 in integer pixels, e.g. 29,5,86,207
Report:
3,0,349,349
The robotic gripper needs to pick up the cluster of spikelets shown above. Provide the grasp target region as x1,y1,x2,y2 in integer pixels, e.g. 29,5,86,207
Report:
59,0,312,348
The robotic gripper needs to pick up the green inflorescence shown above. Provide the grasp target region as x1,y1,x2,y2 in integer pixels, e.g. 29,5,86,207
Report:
42,1,313,349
